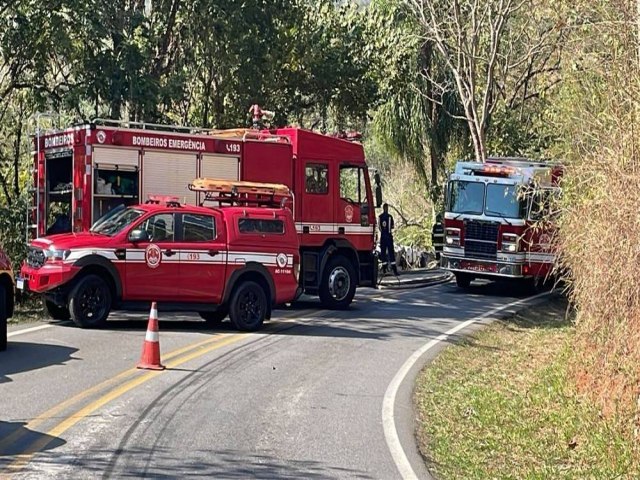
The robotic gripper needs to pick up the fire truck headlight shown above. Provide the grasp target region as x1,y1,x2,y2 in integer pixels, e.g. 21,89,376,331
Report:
45,248,71,262
445,228,460,247
503,243,517,253
501,233,519,253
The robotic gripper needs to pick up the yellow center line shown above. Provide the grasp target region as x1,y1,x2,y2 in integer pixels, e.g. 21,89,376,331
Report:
0,333,236,450
3,333,248,476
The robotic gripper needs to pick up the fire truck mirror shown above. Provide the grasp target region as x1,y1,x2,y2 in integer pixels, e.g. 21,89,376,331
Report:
361,204,370,216
129,229,150,244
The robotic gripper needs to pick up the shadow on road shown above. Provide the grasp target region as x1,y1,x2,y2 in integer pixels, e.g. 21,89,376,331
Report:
18,446,374,479
0,421,66,458
0,342,78,384
37,280,557,342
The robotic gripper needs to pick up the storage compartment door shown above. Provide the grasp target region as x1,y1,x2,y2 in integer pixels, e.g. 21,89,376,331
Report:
142,151,198,205
93,147,140,167
200,155,239,181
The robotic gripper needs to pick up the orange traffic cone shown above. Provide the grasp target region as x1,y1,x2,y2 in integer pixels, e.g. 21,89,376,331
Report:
137,302,165,370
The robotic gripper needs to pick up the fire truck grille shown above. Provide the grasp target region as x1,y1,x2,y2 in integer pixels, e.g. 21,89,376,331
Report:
27,247,46,268
464,221,498,260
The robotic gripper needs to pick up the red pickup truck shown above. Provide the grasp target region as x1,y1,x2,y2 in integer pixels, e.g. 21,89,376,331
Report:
19,187,300,332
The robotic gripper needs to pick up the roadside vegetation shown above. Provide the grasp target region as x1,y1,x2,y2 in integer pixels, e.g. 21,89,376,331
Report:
415,297,640,479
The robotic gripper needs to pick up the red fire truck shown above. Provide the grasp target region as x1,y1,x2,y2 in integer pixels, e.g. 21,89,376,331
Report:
441,157,562,288
30,116,378,308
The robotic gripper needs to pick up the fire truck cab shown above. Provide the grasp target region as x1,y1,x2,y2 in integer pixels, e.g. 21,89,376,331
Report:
30,117,378,309
441,157,562,288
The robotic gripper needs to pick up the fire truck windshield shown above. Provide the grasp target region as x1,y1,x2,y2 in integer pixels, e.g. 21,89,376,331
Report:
448,181,524,219
91,207,144,236
448,181,484,215
485,184,522,218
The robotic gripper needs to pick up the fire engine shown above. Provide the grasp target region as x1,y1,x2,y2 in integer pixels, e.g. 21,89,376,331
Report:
440,157,562,288
19,181,300,331
0,247,14,351
29,111,379,309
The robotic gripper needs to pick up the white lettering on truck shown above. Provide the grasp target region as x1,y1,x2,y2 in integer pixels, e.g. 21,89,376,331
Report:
44,133,74,149
132,135,206,151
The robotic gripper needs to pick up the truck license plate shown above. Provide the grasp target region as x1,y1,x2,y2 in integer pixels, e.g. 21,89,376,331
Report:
461,261,496,273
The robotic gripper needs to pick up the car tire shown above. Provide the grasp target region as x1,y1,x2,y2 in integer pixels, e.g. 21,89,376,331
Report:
0,286,7,351
229,281,267,332
199,309,228,326
319,255,356,309
68,274,112,328
455,273,473,289
44,299,71,321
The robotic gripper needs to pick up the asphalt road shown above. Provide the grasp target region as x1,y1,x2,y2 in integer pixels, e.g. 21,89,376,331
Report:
0,280,539,479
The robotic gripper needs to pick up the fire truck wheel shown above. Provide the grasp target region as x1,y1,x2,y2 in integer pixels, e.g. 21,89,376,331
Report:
68,274,112,328
44,299,70,321
455,273,473,289
319,255,356,309
229,281,267,332
199,309,228,325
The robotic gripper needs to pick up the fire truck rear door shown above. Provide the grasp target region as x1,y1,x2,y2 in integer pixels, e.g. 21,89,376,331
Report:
176,211,227,303
298,159,334,240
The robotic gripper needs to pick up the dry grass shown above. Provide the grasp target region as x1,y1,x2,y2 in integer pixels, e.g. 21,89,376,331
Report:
551,0,640,427
414,297,639,479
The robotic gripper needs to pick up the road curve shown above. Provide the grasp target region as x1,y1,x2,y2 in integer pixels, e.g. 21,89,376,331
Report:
0,281,535,479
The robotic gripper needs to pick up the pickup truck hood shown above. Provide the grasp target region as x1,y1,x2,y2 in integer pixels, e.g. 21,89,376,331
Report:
30,232,118,251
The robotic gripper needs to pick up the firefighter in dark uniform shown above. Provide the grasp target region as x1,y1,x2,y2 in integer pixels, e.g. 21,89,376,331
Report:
379,203,398,275
431,213,444,261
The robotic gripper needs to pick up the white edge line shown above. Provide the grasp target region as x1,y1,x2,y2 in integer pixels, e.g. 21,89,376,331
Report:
7,324,53,338
382,291,551,480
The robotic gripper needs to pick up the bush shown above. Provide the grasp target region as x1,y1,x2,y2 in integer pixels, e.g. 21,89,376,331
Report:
0,194,29,274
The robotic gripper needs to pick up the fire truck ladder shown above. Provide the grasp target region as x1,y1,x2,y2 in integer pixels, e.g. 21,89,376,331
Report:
91,118,291,144
188,178,293,209
28,112,65,241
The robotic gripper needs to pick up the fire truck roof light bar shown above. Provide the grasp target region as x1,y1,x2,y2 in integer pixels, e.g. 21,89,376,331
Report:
146,195,182,207
464,164,517,176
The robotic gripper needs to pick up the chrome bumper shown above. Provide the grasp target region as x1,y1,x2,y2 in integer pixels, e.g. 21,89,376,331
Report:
440,254,526,278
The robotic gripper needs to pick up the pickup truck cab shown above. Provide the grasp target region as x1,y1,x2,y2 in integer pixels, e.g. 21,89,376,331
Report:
0,247,14,351
19,192,300,332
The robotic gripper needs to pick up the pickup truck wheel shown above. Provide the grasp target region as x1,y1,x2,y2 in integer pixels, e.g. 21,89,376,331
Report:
455,273,473,289
69,274,111,328
44,299,70,321
229,281,267,332
199,309,228,325
319,255,356,309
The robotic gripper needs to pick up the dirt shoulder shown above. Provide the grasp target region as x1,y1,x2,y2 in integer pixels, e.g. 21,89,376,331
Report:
414,295,639,479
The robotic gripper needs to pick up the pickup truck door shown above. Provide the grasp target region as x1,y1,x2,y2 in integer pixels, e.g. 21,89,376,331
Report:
124,212,182,301
177,211,227,303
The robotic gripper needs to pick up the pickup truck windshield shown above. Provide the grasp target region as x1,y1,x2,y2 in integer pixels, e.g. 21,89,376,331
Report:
92,208,144,236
